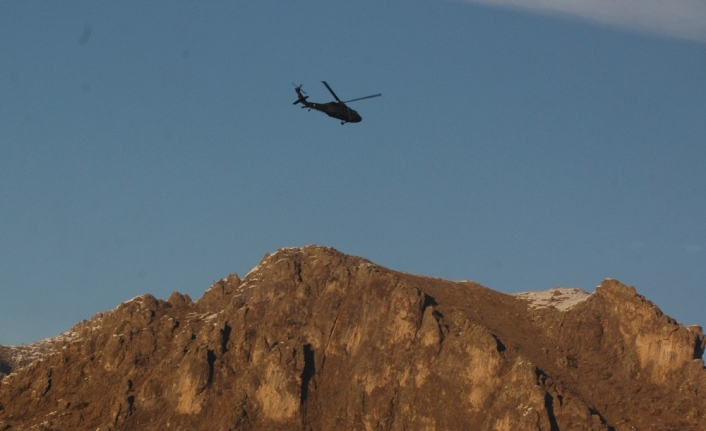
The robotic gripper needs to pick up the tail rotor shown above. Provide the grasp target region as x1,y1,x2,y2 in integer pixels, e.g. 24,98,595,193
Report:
292,83,309,105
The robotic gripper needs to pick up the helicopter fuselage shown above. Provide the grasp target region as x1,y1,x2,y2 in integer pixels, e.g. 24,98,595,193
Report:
293,82,379,125
304,101,362,123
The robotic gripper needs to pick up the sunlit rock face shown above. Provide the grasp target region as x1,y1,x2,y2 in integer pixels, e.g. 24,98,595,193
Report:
0,246,704,431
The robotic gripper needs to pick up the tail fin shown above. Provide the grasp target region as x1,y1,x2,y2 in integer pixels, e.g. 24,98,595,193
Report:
293,83,309,105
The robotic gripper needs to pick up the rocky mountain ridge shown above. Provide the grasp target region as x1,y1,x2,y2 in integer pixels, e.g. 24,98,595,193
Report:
0,314,102,380
0,332,76,380
0,246,704,430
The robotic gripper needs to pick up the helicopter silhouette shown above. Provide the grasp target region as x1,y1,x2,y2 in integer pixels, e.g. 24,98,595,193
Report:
293,81,381,125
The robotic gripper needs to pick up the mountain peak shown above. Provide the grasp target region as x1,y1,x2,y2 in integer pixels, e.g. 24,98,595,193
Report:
1,246,704,430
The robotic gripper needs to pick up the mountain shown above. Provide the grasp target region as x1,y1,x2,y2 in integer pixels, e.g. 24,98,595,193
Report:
0,331,81,380
0,246,704,431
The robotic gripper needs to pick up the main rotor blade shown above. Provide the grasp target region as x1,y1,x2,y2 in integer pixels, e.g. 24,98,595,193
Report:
321,81,341,102
343,93,382,103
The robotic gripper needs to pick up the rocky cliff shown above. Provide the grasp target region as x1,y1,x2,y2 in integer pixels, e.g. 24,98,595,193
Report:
0,246,704,431
0,330,81,380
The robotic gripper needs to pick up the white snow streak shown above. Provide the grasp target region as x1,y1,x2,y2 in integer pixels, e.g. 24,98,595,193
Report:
514,287,591,311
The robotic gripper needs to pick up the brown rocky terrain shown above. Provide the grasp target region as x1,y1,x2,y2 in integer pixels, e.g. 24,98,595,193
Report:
0,330,82,380
0,245,704,430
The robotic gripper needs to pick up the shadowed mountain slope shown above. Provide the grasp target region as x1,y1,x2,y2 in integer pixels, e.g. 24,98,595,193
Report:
0,246,704,430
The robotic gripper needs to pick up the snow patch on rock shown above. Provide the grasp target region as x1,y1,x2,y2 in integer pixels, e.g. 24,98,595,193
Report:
0,330,80,378
514,287,592,311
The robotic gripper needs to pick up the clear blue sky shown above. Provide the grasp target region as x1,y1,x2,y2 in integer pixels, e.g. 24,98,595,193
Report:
1,1,704,345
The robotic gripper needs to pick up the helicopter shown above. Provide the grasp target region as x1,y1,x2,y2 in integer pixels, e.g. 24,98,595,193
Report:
293,81,381,125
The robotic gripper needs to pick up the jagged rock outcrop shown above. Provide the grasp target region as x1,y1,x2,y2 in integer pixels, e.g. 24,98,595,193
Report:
0,329,83,380
0,246,704,430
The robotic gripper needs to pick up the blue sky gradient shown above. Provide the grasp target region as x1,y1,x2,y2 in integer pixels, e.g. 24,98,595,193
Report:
1,1,704,344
